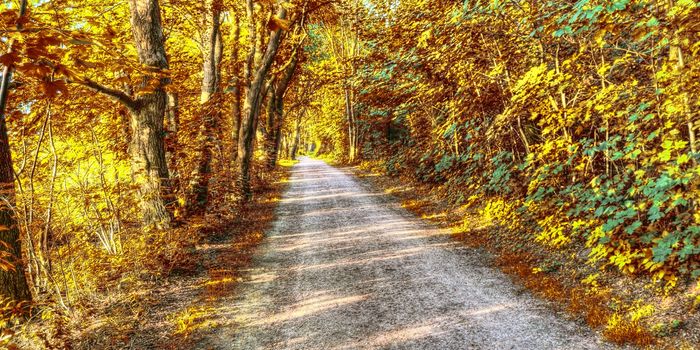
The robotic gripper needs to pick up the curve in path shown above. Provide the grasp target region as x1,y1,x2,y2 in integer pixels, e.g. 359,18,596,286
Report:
197,157,615,350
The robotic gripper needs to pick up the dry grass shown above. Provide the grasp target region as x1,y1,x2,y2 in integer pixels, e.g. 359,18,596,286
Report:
8,161,294,350
158,161,293,348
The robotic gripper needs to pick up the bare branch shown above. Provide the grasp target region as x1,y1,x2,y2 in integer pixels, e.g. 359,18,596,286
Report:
73,78,137,112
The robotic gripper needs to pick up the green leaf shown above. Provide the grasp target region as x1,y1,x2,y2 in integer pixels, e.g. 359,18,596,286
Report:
602,218,623,233
648,205,663,222
652,240,674,263
625,220,642,234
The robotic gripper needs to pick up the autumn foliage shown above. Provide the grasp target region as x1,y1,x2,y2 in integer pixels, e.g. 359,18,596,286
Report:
307,0,700,283
303,0,700,344
0,0,328,347
1,0,700,347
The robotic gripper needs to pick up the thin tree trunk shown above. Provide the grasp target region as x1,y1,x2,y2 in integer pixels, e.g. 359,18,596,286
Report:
290,113,302,160
165,92,180,206
231,15,242,162
344,88,356,163
264,83,277,169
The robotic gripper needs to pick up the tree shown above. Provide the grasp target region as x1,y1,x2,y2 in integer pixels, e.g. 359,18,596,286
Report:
0,0,32,304
264,44,301,169
321,14,362,163
79,0,173,228
187,0,223,215
236,0,289,201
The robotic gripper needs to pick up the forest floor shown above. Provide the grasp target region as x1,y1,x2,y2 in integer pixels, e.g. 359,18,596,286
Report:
193,157,616,349
12,162,293,349
136,166,294,350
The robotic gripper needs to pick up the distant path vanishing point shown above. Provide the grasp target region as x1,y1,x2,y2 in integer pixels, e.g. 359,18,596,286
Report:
197,157,616,350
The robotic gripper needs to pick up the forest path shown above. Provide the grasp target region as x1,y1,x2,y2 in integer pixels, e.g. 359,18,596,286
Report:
196,157,615,349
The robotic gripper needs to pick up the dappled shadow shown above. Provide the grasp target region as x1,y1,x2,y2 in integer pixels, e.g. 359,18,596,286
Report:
194,158,610,350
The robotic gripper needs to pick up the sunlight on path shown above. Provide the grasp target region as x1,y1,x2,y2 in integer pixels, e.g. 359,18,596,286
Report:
196,157,616,350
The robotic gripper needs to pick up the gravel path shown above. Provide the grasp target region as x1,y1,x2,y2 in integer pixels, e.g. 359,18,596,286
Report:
197,157,616,349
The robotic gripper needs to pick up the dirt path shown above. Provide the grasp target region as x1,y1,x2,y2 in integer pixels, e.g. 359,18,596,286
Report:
196,157,616,349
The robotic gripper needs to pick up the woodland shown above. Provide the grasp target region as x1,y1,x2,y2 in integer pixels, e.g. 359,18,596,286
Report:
1,0,700,348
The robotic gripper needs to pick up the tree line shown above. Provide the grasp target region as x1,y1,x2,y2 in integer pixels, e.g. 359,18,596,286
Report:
0,0,341,324
305,0,700,287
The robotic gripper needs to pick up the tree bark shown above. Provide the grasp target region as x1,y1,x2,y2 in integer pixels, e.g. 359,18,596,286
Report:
200,0,222,104
188,0,222,215
165,92,180,206
265,54,299,170
231,15,242,162
236,2,288,202
290,112,303,160
344,87,357,163
264,82,277,169
0,0,32,303
127,0,173,228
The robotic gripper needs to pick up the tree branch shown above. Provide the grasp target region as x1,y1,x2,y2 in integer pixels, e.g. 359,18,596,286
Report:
73,78,137,112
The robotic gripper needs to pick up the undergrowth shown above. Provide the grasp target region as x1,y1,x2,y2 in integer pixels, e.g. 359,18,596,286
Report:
355,160,697,348
6,161,294,349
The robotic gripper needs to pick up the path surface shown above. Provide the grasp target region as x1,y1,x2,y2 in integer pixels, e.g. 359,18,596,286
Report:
197,157,614,349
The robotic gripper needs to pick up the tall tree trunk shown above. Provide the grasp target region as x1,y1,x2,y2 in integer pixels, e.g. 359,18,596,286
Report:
290,113,302,160
264,82,277,169
129,94,171,228
72,0,172,228
231,15,242,162
236,2,288,202
0,0,32,303
200,0,222,104
165,92,180,209
188,0,222,215
127,0,172,228
265,54,299,170
344,87,357,163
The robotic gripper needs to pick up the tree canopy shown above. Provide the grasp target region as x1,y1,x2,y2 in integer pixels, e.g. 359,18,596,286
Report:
1,0,699,347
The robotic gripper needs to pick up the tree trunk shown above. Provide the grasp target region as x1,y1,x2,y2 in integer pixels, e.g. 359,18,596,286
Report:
231,15,242,163
265,54,299,170
0,110,32,303
188,0,222,215
129,94,172,228
128,0,172,228
164,92,180,209
264,83,278,169
200,0,221,104
350,89,360,162
0,0,32,303
344,87,357,163
290,113,302,160
236,2,288,202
